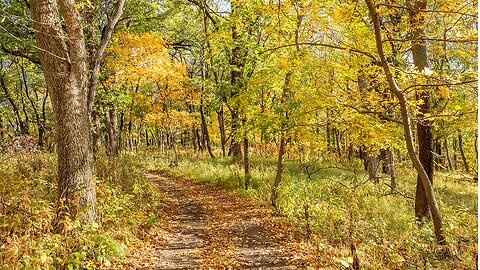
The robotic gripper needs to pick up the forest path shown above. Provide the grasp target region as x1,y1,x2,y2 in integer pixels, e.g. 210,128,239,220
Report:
128,170,303,269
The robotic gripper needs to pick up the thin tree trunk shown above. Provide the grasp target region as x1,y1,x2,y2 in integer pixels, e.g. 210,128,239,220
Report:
444,138,453,170
243,117,251,189
0,116,3,140
435,138,443,169
335,128,341,158
217,107,226,157
452,137,458,170
118,111,124,151
192,125,198,151
195,126,203,152
86,0,125,114
21,61,44,145
326,119,331,153
271,135,286,209
458,133,469,173
271,71,292,209
0,74,28,135
105,105,118,181
475,132,478,172
200,99,215,158
171,127,179,166
19,83,30,135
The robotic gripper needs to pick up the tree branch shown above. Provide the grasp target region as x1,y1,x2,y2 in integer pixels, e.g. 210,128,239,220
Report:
262,42,379,63
1,45,41,65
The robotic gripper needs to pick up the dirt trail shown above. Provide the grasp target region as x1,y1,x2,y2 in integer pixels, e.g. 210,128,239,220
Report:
130,170,303,269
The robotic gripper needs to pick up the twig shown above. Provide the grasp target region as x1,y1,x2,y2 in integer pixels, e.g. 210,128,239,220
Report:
381,183,414,200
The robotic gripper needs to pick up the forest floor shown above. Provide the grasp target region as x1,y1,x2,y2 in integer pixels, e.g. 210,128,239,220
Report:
126,170,312,269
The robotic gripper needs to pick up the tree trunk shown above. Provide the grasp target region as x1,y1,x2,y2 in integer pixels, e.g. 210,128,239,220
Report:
407,0,435,222
0,74,28,135
217,107,226,157
118,111,124,151
228,5,244,160
444,138,453,170
21,61,45,145
326,119,332,153
386,149,397,190
91,111,101,154
335,128,341,158
458,133,469,173
435,138,443,169
452,137,458,170
271,72,292,209
243,117,251,189
200,99,215,158
366,0,444,243
31,0,96,226
105,105,118,181
367,154,379,184
86,0,125,114
475,132,478,172
271,135,286,209
195,126,203,152
228,108,242,159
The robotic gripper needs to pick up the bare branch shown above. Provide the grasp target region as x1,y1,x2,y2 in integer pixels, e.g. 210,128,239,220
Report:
262,42,379,63
404,79,478,92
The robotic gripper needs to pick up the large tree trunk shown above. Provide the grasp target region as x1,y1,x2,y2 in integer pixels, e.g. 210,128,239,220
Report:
366,0,444,243
31,0,96,226
408,0,435,222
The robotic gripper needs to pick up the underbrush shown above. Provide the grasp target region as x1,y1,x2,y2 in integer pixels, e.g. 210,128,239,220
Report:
0,151,162,269
144,149,477,269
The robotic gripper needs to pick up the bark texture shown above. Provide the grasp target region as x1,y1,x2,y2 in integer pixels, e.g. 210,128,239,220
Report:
366,0,444,243
30,0,96,226
408,0,435,221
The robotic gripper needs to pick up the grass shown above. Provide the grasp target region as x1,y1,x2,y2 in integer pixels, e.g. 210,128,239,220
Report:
143,148,478,269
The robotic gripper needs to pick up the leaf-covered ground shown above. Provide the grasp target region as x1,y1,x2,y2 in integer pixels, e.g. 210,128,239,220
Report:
127,170,321,269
